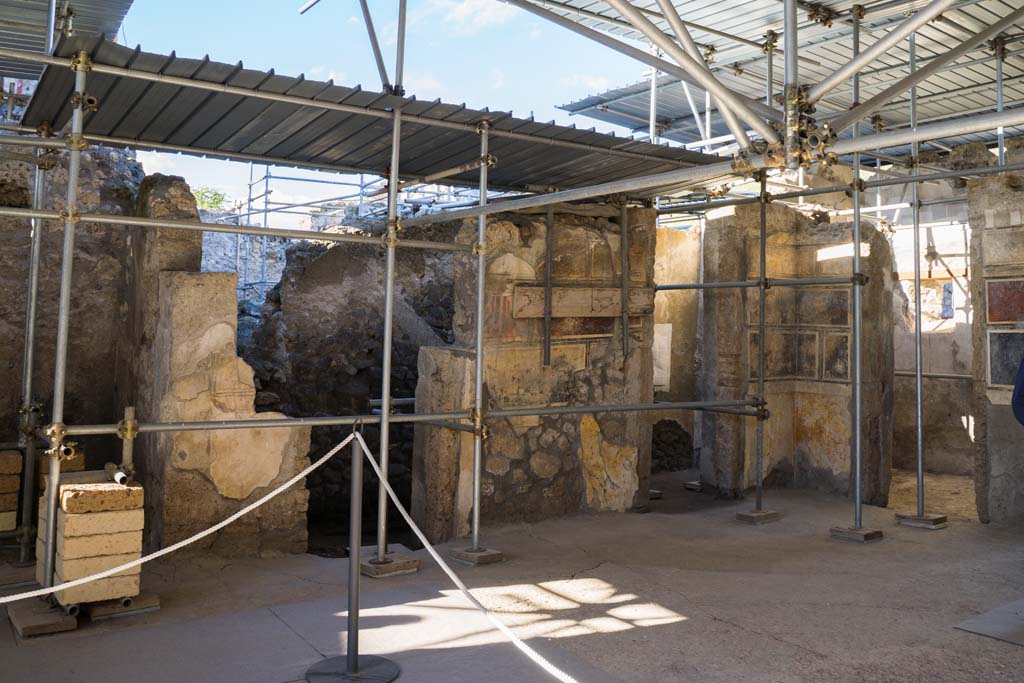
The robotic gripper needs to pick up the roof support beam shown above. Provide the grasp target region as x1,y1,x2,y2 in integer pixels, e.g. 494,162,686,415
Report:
829,5,1024,133
806,0,959,104
606,0,756,147
358,0,391,92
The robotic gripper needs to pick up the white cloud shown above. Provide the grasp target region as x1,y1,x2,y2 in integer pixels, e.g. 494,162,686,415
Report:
406,70,447,97
307,65,345,83
427,0,517,35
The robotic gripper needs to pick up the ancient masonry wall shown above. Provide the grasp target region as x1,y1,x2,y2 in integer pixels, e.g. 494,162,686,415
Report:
240,224,458,534
118,177,311,556
966,174,1024,524
412,207,656,543
0,145,143,463
700,203,894,503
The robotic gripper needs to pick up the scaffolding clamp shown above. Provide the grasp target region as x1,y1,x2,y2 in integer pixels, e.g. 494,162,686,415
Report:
762,30,778,54
483,153,497,168
476,120,491,135
59,208,81,224
472,240,486,256
807,4,837,27
36,121,54,138
731,154,756,177
18,402,41,440
851,4,865,20
64,133,89,152
850,178,866,194
70,91,99,113
116,416,139,443
760,277,771,290
852,272,870,287
69,52,92,73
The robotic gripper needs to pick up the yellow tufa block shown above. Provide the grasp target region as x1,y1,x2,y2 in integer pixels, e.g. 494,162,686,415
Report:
60,483,144,514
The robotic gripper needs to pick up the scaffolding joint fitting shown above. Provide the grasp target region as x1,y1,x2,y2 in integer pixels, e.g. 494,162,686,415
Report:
70,91,99,113
476,120,491,135
116,417,139,443
850,4,866,20
852,272,870,287
472,240,486,256
760,277,771,290
762,30,778,54
483,153,497,168
69,52,92,73
807,4,837,27
59,208,81,224
731,154,756,177
64,133,89,152
757,406,771,421
36,121,54,138
851,178,866,194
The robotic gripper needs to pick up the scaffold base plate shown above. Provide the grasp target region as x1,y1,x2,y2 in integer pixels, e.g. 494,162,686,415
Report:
305,655,400,682
895,512,948,529
830,526,884,543
736,509,782,525
449,547,504,566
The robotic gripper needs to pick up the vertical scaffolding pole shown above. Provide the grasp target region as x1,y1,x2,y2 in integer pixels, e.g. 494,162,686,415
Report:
620,203,630,356
831,6,882,542
783,0,800,169
738,173,780,524
470,122,489,552
543,206,553,366
374,107,402,565
897,33,948,531
42,51,89,587
996,38,1006,168
17,0,59,565
260,166,269,301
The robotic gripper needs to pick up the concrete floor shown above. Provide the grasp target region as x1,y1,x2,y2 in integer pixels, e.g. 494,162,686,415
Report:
2,479,1023,683
888,468,979,521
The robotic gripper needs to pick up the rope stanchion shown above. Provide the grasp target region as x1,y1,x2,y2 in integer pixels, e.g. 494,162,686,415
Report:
0,433,357,605
353,432,581,683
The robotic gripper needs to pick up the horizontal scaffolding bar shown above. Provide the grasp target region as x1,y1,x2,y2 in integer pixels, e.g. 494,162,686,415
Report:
658,160,1024,215
656,276,854,291
488,398,758,419
369,397,416,407
895,370,971,380
0,206,470,252
62,410,473,436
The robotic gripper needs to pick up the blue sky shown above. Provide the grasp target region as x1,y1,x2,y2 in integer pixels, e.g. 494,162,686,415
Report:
120,0,647,224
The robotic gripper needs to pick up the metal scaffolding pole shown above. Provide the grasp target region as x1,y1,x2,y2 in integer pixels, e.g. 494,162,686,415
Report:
738,173,780,524
455,121,503,565
830,10,882,543
783,0,800,169
620,204,630,356
896,33,948,531
543,206,553,366
260,165,270,301
829,6,1024,133
996,38,1006,168
358,0,391,92
42,51,89,587
16,0,58,566
373,105,402,567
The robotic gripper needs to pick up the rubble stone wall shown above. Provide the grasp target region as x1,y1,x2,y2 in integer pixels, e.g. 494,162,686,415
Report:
966,175,1024,524
412,207,656,543
240,225,458,533
700,203,894,503
0,145,143,462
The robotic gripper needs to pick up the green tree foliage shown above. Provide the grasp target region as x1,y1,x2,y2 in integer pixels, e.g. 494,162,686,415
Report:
193,186,229,210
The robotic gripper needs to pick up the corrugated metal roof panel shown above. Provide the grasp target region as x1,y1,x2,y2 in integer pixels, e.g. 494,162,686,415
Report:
0,1,132,79
556,0,1024,155
22,34,721,193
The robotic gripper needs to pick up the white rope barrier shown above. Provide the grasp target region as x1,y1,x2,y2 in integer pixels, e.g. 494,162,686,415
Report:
353,431,581,683
0,433,356,605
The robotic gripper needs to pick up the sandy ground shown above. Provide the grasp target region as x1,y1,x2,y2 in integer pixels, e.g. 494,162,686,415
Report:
2,483,1022,683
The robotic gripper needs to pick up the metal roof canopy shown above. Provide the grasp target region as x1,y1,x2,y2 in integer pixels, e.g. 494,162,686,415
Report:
555,0,1024,155
21,34,720,194
0,1,132,79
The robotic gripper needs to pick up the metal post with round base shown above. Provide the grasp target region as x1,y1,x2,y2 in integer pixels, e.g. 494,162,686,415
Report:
305,655,400,683
308,431,401,682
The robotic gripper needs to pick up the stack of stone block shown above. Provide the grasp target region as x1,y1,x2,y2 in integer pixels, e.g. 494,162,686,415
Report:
0,450,21,532
36,479,144,607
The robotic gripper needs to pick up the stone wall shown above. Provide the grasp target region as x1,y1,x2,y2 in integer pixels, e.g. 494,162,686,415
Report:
412,207,656,543
241,224,458,532
966,175,1024,524
700,203,893,503
117,175,312,557
0,145,143,462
